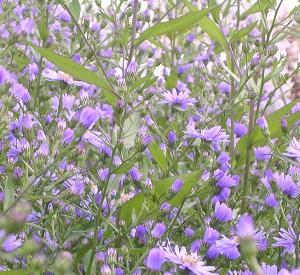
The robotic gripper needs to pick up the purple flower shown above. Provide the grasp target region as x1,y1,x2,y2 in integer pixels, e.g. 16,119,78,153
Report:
236,215,255,239
273,172,299,198
218,82,230,94
168,130,177,144
28,63,39,81
284,138,300,162
215,236,240,260
264,193,279,208
62,128,74,145
98,168,109,181
203,227,219,245
1,233,23,252
151,223,166,239
146,248,165,271
254,146,271,161
184,227,194,237
79,107,99,129
273,227,298,254
127,61,138,76
214,202,232,222
184,120,228,143
129,167,142,182
256,116,268,130
171,178,183,193
160,202,171,213
36,143,49,157
234,122,247,137
10,83,31,103
160,89,196,110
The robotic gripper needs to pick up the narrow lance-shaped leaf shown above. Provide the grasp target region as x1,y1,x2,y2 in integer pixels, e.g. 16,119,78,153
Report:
134,9,213,45
241,0,276,19
183,1,228,50
27,43,118,105
148,142,168,171
69,0,81,21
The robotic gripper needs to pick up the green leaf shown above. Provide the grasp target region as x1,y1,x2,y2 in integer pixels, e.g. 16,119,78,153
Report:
199,17,227,49
241,0,276,19
183,0,227,49
69,0,81,21
134,9,212,45
113,161,136,175
235,101,300,165
122,112,140,149
119,193,156,225
231,22,257,42
27,43,117,105
154,171,201,206
119,171,201,225
4,176,14,212
149,142,168,171
165,71,177,89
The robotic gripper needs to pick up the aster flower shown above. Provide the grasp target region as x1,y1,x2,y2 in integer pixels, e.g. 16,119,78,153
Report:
184,120,228,142
254,146,272,161
0,232,23,252
203,227,219,246
160,89,196,110
218,81,230,94
146,248,165,271
170,178,183,193
273,227,298,254
42,68,86,86
236,215,255,239
79,107,100,129
273,172,299,198
234,122,248,138
214,201,232,222
256,116,268,130
284,137,300,162
151,223,166,239
215,236,240,260
160,242,216,275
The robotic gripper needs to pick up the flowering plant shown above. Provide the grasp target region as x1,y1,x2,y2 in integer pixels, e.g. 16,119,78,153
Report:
1,0,300,274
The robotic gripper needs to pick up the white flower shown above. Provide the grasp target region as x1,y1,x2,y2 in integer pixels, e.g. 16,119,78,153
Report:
42,68,86,87
160,241,216,275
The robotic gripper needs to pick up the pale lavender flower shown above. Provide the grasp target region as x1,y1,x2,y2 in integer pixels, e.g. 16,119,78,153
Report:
1,233,23,252
284,138,300,162
236,215,255,239
256,116,268,130
273,227,298,254
160,89,196,110
160,242,216,275
184,120,228,142
42,68,86,86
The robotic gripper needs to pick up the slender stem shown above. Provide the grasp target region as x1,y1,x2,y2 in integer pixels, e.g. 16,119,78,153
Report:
127,0,138,68
241,97,255,213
